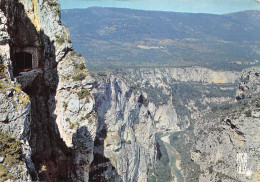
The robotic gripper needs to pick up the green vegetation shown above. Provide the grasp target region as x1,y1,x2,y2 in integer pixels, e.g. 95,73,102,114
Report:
245,110,252,117
70,121,80,129
47,1,59,7
80,113,91,121
77,88,90,101
19,94,29,108
62,101,68,110
169,124,201,182
73,72,86,81
77,53,82,57
55,32,69,45
171,83,202,128
63,74,71,80
71,50,76,56
74,62,85,70
71,50,82,58
208,93,260,120
0,57,5,79
0,130,23,181
148,134,172,182
141,86,170,107
63,58,87,81
62,8,260,71
67,54,87,81
0,83,29,109
55,36,65,45
171,82,236,128
65,118,79,129
0,82,8,94
80,111,97,124
15,84,29,108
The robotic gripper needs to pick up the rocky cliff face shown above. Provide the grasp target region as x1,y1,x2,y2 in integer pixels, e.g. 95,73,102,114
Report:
192,66,260,182
113,67,239,129
0,5,33,181
91,60,259,182
90,67,240,181
90,75,157,182
120,67,239,86
1,0,258,181
0,0,95,181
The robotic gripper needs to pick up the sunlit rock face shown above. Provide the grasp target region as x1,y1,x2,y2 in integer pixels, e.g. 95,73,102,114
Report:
192,66,260,182
0,0,96,181
91,75,157,182
89,67,240,181
1,0,259,181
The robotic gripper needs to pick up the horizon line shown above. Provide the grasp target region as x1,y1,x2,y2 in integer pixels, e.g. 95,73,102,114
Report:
61,6,260,15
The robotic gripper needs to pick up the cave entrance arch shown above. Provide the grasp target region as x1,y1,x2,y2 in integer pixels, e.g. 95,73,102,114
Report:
11,47,41,76
13,52,32,76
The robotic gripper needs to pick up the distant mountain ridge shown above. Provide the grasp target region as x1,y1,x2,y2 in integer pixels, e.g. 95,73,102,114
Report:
61,8,260,70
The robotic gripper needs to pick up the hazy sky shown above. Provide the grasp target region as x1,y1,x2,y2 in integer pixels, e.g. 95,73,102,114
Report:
59,0,260,14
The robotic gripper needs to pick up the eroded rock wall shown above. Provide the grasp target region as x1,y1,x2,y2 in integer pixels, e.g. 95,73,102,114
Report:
91,67,239,181
1,1,257,181
192,66,260,182
0,8,33,181
91,75,157,182
122,67,240,86
0,0,96,181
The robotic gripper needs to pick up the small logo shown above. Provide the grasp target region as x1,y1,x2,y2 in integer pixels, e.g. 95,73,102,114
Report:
237,153,247,174
236,153,254,177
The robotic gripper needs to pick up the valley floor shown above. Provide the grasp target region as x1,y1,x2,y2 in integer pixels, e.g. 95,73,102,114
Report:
161,134,184,182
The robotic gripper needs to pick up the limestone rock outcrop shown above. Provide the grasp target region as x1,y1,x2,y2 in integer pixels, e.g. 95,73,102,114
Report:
1,0,258,181
122,67,240,86
91,75,157,182
90,67,240,181
236,66,260,100
192,66,260,182
0,9,33,181
0,0,96,181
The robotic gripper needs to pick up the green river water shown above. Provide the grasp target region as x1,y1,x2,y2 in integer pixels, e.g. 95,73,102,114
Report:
161,136,185,182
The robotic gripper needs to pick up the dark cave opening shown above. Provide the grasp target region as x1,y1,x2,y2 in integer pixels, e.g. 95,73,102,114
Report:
13,52,33,76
